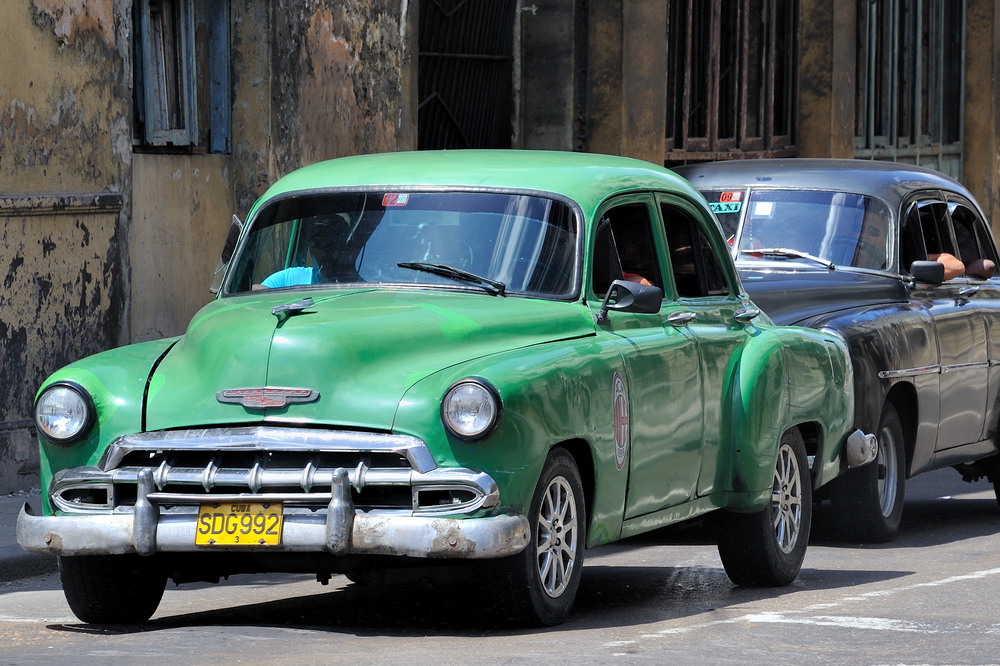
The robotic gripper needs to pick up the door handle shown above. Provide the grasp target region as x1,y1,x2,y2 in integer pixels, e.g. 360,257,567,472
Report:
667,311,698,327
734,307,761,324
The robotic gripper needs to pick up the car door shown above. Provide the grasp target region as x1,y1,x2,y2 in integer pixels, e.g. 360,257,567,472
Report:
946,196,1000,449
904,196,989,451
589,196,705,519
658,194,751,498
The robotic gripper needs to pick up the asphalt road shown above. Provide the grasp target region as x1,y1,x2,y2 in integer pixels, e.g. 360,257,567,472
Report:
1,468,998,665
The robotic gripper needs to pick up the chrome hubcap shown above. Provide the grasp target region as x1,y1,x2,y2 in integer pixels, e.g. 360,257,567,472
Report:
877,423,899,518
536,475,579,598
771,443,803,554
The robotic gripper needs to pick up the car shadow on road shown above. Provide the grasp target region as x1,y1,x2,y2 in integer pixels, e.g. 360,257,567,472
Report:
41,477,1000,637
41,552,916,638
41,518,921,638
809,494,1000,549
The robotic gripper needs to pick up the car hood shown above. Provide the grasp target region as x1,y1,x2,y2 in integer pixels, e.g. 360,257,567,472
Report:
145,288,594,431
738,265,909,325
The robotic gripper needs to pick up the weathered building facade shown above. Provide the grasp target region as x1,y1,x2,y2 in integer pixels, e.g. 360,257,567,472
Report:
2,0,1000,492
0,0,416,491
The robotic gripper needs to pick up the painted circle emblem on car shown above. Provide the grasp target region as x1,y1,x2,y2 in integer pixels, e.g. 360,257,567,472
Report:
612,372,629,470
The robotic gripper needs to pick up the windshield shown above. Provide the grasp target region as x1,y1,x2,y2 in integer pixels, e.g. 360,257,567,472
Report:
224,191,579,298
703,189,892,271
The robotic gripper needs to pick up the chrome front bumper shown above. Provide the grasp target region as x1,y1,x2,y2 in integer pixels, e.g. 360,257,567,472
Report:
18,469,529,560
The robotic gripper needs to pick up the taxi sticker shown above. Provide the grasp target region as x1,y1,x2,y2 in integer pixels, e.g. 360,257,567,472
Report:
709,201,743,214
612,372,630,471
708,190,744,214
382,193,410,207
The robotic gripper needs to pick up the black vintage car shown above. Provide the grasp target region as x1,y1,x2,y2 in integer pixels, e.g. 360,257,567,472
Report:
677,159,1000,542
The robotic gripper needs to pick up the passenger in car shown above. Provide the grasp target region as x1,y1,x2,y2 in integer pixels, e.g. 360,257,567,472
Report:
964,257,996,279
954,222,997,279
928,252,966,280
260,216,356,288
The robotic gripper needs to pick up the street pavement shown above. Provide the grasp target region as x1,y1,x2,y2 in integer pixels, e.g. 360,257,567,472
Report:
0,490,57,583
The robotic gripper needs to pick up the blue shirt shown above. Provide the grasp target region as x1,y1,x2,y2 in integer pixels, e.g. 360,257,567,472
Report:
260,267,319,288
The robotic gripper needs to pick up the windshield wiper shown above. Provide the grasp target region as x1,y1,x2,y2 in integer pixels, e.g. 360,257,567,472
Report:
739,247,836,270
397,262,507,296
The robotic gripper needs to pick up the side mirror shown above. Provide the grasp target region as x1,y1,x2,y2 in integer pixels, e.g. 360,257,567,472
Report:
909,260,945,286
209,214,243,294
595,280,663,323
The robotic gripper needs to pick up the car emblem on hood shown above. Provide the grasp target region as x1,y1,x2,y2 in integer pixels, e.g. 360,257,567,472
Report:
216,387,320,409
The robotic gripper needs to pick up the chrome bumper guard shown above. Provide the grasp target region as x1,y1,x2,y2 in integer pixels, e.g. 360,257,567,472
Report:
18,468,529,559
845,428,878,469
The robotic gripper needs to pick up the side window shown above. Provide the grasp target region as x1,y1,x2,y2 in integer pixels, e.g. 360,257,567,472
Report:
916,201,953,257
899,203,927,273
591,203,661,296
661,203,730,298
900,197,997,280
949,202,998,279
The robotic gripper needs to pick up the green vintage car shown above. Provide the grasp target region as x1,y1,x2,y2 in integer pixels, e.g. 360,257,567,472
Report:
20,150,874,626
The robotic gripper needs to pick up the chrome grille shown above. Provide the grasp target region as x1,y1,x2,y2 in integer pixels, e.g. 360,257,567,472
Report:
50,426,497,516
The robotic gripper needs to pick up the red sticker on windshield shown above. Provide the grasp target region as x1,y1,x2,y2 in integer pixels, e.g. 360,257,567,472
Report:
382,193,409,207
719,191,742,202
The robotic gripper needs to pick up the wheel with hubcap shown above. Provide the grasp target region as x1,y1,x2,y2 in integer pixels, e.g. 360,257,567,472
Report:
59,554,167,624
717,428,812,587
486,448,586,626
831,402,906,542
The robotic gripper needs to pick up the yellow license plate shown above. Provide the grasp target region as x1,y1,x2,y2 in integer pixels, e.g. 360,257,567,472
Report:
195,502,283,546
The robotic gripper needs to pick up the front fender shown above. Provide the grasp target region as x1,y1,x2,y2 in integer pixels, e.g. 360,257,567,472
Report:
391,335,628,546
34,337,179,512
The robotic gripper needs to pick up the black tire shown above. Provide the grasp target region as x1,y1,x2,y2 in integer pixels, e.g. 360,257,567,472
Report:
831,403,906,543
717,428,812,587
59,555,167,624
486,449,586,626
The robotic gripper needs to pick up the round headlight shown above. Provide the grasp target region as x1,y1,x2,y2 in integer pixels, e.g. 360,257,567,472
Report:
35,383,94,444
442,380,500,440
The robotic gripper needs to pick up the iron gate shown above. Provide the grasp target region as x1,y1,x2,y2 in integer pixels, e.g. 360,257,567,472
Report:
418,0,517,149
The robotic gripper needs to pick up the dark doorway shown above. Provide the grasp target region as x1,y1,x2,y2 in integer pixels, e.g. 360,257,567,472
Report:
418,0,517,149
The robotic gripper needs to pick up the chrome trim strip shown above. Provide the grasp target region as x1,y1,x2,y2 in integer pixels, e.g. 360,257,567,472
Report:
879,360,990,379
878,365,940,379
940,361,990,373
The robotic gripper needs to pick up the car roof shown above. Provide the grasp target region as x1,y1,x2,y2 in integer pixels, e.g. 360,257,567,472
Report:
256,150,704,219
674,158,975,208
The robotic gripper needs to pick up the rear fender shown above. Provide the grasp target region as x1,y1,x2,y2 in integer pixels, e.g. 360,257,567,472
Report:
723,327,854,508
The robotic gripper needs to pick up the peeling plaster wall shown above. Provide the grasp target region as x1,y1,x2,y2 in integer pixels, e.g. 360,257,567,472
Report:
0,0,417,492
231,0,278,216
131,0,417,341
269,0,415,182
0,0,131,491
129,155,234,342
